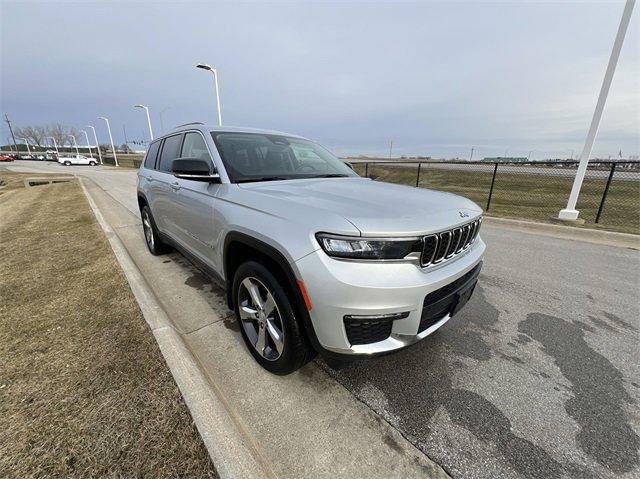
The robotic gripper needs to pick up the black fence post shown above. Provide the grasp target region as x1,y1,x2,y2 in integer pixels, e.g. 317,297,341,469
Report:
595,163,616,224
486,162,499,211
365,162,369,178
415,163,421,187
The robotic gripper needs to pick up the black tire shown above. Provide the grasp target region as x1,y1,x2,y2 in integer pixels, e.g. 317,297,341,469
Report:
233,261,315,375
141,205,171,255
64,161,71,166
89,161,96,166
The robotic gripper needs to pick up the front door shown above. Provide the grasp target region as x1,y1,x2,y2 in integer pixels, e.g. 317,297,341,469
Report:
171,131,218,270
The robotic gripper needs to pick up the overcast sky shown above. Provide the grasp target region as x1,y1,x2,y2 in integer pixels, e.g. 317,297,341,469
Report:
1,0,638,159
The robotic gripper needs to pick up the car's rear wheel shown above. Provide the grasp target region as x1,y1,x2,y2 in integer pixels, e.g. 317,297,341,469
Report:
89,161,96,166
64,161,71,166
233,261,315,375
141,205,170,255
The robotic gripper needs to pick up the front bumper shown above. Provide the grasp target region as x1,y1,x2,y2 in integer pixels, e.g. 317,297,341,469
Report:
295,237,485,356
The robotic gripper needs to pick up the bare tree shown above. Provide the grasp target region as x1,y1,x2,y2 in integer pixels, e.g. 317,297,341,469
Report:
48,123,67,146
45,123,80,147
14,125,47,146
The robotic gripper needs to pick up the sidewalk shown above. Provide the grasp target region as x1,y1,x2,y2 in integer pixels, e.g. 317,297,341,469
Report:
81,178,449,479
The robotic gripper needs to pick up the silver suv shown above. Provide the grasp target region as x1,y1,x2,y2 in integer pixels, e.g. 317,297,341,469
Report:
137,124,485,374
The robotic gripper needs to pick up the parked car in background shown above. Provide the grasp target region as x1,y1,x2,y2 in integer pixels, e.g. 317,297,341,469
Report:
58,155,98,166
0,154,15,162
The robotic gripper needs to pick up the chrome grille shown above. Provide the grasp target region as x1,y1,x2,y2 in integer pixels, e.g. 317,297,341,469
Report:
421,235,438,265
420,217,482,267
433,231,452,263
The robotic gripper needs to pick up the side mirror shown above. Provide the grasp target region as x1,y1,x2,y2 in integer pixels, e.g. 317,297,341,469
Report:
172,158,221,183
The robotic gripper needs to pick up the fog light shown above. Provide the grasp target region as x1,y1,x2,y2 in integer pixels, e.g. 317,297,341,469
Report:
343,312,409,321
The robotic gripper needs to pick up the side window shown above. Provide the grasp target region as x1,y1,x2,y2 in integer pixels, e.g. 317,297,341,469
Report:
182,132,213,165
143,140,161,169
158,134,183,172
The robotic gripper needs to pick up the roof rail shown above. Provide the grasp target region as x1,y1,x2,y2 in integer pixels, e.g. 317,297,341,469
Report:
173,122,204,129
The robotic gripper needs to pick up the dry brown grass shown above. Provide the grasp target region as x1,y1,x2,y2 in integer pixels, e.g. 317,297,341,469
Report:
0,174,217,478
353,163,640,234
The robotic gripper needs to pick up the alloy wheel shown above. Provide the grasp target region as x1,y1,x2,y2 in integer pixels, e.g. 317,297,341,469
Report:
237,277,285,361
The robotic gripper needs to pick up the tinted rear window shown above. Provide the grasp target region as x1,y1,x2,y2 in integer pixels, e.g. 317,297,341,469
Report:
143,141,161,169
158,134,183,172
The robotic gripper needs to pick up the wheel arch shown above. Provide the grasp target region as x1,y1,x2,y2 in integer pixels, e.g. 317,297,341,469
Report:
223,231,321,353
137,191,148,212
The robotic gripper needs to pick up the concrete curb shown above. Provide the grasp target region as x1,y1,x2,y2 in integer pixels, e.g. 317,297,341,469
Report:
484,215,639,250
79,179,270,479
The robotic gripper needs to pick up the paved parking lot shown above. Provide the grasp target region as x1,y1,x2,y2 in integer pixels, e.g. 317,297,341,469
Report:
4,160,639,478
322,228,639,478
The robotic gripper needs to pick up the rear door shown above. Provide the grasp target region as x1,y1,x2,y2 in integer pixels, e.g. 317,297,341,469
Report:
171,131,219,268
151,133,184,237
138,139,162,217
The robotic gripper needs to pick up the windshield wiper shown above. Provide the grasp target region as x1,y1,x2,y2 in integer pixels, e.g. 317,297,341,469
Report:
236,176,288,183
306,174,350,178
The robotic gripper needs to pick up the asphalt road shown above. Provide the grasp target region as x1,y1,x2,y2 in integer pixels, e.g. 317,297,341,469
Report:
5,160,639,479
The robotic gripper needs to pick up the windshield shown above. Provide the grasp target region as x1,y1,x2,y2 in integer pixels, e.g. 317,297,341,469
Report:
211,132,357,183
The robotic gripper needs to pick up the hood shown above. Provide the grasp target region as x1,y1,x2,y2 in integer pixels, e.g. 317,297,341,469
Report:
237,177,482,236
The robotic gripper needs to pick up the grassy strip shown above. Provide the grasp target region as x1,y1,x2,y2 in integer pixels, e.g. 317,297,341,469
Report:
353,164,639,234
0,174,217,478
101,155,144,169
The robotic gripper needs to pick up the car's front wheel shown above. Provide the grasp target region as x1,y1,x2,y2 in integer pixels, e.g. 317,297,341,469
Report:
64,161,71,166
89,161,96,166
233,261,315,375
141,205,170,255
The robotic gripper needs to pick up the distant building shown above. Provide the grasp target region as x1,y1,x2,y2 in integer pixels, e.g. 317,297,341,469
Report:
481,157,529,163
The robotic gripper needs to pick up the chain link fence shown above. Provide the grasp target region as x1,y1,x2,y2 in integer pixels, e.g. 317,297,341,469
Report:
350,160,639,234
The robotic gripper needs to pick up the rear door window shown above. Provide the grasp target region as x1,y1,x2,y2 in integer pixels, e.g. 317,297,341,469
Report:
158,134,183,172
143,140,161,169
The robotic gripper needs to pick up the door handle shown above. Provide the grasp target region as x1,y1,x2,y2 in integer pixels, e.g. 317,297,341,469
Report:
170,182,181,191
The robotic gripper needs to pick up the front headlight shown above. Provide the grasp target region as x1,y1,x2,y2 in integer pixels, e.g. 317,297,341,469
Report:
316,233,420,260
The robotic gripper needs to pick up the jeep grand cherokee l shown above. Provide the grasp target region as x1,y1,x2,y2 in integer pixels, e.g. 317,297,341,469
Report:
137,124,485,374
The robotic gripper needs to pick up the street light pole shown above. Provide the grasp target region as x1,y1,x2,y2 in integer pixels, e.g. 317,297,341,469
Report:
47,137,60,158
98,117,119,167
559,0,635,221
134,104,154,140
196,63,223,126
19,138,32,155
68,135,80,157
80,130,93,158
470,147,475,161
85,125,102,164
